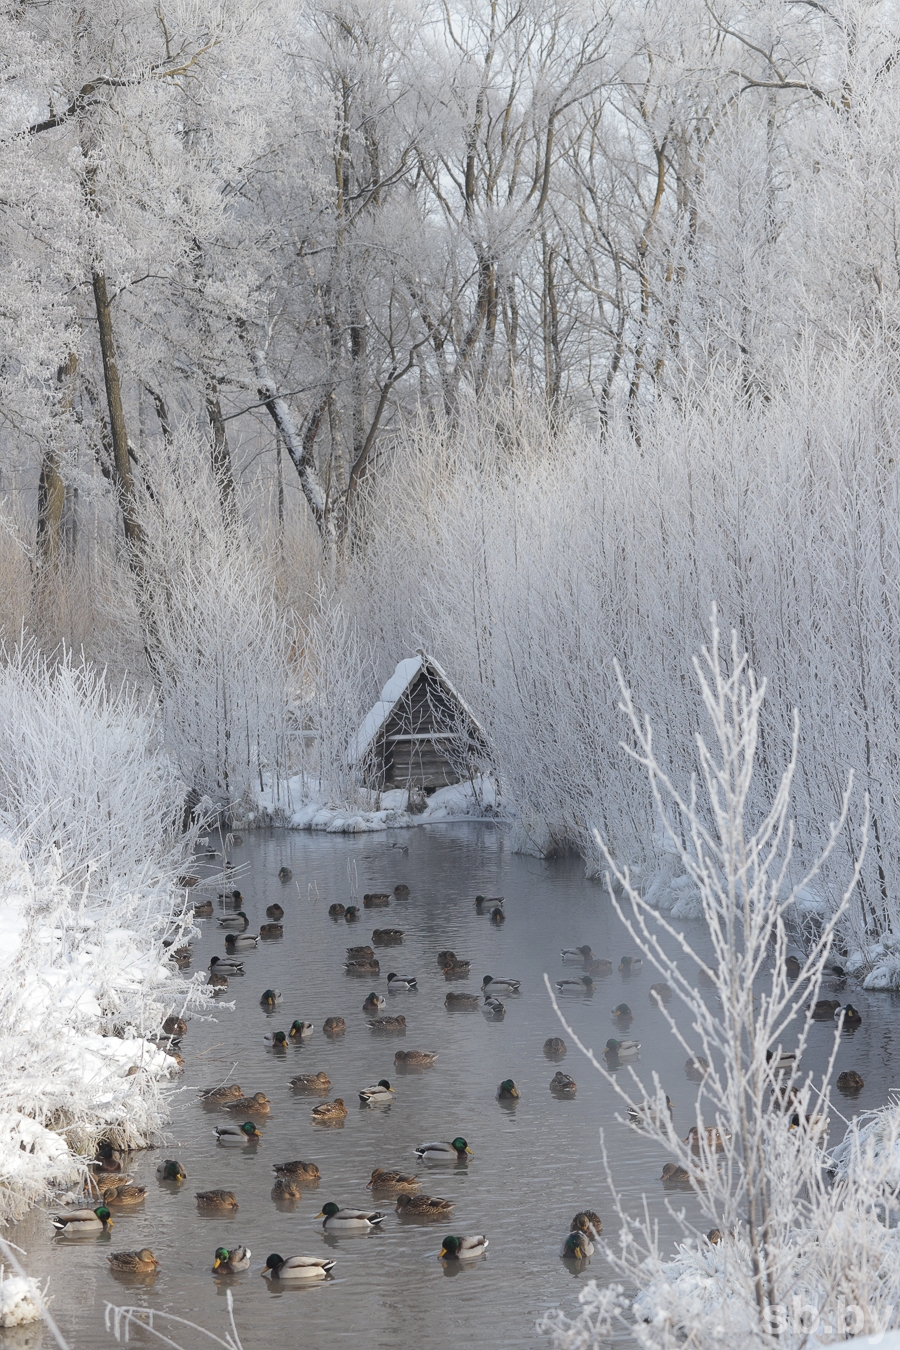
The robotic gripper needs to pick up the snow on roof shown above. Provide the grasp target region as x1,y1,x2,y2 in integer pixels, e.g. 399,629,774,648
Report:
349,651,485,766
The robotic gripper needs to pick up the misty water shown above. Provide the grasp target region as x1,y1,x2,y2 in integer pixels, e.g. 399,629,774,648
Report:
7,824,898,1350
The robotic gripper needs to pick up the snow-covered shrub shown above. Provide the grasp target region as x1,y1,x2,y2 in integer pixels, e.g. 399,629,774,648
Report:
0,1274,43,1328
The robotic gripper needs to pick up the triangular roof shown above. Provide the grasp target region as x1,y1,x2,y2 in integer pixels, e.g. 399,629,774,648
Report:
349,650,485,766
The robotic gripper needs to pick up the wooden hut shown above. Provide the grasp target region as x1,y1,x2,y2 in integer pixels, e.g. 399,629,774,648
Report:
351,651,486,792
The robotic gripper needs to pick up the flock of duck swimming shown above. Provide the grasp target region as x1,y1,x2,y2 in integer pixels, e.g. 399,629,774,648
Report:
49,868,868,1284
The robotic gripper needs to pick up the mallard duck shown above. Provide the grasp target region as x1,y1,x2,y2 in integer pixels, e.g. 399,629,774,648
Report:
605,1038,640,1062
266,903,285,922
156,1159,187,1180
561,945,595,963
278,866,293,882
368,1015,406,1031
163,1016,187,1037
707,1228,723,1245
837,1069,864,1093
445,992,479,1010
208,971,229,988
836,1004,862,1026
273,1159,320,1180
359,1079,395,1104
52,1205,113,1233
373,928,404,945
490,907,505,924
102,1184,146,1205
628,1095,674,1127
685,1055,709,1081
209,956,243,975
328,903,346,917
556,975,594,992
108,1248,159,1273
685,1125,729,1153
364,993,386,1013
661,1162,691,1184
386,972,417,990
415,1138,471,1161
169,946,192,968
323,1016,346,1035
348,945,375,961
788,1111,829,1139
264,1031,288,1049
225,933,259,951
437,950,460,968
363,892,391,907
212,1245,250,1273
784,955,802,980
290,1071,331,1092
571,1210,603,1237
285,1021,311,1042
346,958,380,975
178,874,200,888
225,1092,271,1116
263,1254,335,1279
193,899,214,917
482,975,519,994
612,1003,633,1021
368,1169,419,1192
497,1079,519,1100
260,923,283,938
218,888,242,901
587,957,613,976
214,1122,261,1145
474,895,503,912
196,1189,239,1210
199,1084,242,1104
312,1098,348,1121
561,1230,593,1259
812,999,841,1020
344,906,360,921
396,1193,454,1215
443,960,471,978
766,1049,798,1073
619,956,642,973
543,1037,567,1058
650,983,673,1003
271,1178,303,1200
439,1235,487,1260
550,1072,577,1095
93,1141,123,1173
260,989,282,1006
483,995,505,1016
218,911,250,930
316,1202,384,1229
394,883,410,896
394,1050,437,1067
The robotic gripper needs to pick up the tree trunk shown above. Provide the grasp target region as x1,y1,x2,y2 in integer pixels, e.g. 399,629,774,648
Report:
91,270,142,550
36,353,78,568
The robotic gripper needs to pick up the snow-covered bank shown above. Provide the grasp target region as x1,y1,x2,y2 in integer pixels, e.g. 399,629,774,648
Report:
256,774,500,834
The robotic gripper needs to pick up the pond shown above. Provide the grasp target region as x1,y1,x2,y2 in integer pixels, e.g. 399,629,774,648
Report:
7,823,898,1350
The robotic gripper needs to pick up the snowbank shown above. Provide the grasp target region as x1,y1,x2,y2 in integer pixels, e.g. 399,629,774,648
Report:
828,1097,900,1186
0,1275,43,1327
257,775,499,833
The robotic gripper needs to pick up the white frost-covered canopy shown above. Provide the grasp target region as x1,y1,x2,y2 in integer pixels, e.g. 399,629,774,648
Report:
349,652,484,766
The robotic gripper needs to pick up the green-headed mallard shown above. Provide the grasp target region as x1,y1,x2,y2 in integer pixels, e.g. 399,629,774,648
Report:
561,945,595,962
267,902,285,919
344,906,360,922
156,1159,187,1180
102,1184,146,1206
386,972,417,990
271,1178,303,1200
214,1122,261,1145
212,1245,250,1273
490,907,505,924
415,1138,471,1161
555,975,594,993
395,1193,453,1216
685,1055,709,1081
766,1049,798,1072
481,975,520,994
290,1071,330,1092
367,1169,418,1192
439,1234,487,1260
394,1050,437,1067
225,932,259,951
278,866,292,883
264,1031,288,1049
628,1095,674,1128
368,1015,406,1031
483,995,505,1016
562,1231,593,1259
93,1141,123,1173
497,1079,519,1100
445,992,479,1010
316,1202,384,1229
359,1079,394,1105
260,923,283,938
611,1003,633,1021
108,1248,159,1273
836,1004,862,1027
474,895,503,912
225,1092,270,1116
289,1020,313,1039
263,1254,335,1280
323,1016,346,1036
52,1206,113,1234
550,1072,577,1095
218,911,250,930
363,993,386,1013
209,956,243,975
312,1098,347,1122
619,956,642,973
199,1084,242,1104
273,1160,320,1180
605,1038,640,1062
196,1189,239,1210
329,903,346,917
